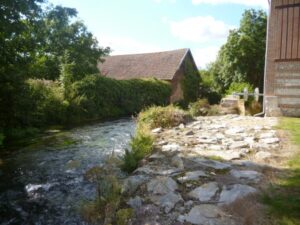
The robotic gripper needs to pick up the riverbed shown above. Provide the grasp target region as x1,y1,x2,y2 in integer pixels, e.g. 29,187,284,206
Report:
0,118,135,225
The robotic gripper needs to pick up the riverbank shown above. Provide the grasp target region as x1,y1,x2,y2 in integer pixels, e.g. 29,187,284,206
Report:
121,115,283,225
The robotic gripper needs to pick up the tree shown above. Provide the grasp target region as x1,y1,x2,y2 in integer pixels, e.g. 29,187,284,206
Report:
209,9,267,94
29,5,110,80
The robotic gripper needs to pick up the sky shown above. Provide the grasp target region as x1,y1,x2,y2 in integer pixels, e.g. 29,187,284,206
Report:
48,0,269,68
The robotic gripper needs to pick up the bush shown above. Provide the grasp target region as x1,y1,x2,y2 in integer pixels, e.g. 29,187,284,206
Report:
137,105,191,130
225,82,254,97
189,99,210,117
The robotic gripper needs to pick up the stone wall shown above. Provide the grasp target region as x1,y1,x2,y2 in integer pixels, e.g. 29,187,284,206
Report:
265,0,300,117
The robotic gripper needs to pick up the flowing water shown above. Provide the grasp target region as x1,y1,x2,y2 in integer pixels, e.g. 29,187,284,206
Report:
0,118,135,225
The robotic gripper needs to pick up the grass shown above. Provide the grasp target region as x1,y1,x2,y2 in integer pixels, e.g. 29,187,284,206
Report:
263,117,300,225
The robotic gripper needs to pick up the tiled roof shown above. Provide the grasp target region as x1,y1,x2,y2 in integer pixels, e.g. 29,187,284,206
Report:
98,48,190,80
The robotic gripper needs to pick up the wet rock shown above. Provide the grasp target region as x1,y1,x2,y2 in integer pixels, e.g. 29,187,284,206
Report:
255,151,272,159
162,143,180,152
127,196,143,210
188,182,219,202
230,170,261,182
171,156,184,170
185,205,223,225
219,184,257,205
147,177,178,195
122,175,148,194
150,192,183,213
177,170,208,183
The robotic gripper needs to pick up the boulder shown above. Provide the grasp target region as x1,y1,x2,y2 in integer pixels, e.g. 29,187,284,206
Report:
150,192,183,213
147,177,178,195
218,184,257,205
188,182,219,202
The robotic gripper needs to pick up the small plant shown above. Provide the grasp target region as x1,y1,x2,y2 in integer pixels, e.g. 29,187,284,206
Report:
116,208,134,225
122,133,154,173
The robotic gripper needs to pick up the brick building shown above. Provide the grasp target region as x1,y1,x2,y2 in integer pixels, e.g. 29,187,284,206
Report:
265,0,300,116
98,49,199,103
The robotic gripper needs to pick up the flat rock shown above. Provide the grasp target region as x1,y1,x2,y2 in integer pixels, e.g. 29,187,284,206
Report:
194,150,243,161
259,132,276,139
127,196,143,209
135,165,181,176
230,170,261,182
149,153,166,160
230,142,249,149
147,177,178,195
122,175,149,194
152,128,162,133
260,138,280,144
162,143,180,152
185,205,224,225
218,184,257,205
150,192,183,213
198,138,218,144
177,170,208,183
225,127,245,135
188,182,219,202
255,151,272,159
192,158,231,170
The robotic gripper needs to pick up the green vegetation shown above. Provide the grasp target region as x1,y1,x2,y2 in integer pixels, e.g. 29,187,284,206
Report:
122,105,190,173
189,99,210,117
201,9,267,95
225,82,254,96
116,208,134,225
181,60,201,105
263,118,300,225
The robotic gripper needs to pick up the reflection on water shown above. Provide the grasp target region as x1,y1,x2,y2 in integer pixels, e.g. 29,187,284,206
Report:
0,118,135,225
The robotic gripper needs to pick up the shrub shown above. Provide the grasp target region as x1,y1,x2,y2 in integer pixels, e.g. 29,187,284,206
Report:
137,105,191,130
116,208,134,225
225,82,254,97
189,99,211,117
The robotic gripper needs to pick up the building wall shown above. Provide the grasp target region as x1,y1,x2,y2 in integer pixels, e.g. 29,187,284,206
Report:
265,0,300,116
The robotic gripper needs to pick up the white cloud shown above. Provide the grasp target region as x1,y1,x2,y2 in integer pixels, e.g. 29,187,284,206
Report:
170,16,234,43
193,46,220,68
192,0,268,8
97,34,163,55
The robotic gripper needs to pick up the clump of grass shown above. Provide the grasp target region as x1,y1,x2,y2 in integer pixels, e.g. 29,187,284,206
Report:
138,105,191,130
262,117,300,225
81,163,121,224
189,99,210,117
116,208,134,225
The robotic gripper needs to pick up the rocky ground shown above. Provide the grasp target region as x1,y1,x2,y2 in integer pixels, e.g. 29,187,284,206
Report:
122,115,282,225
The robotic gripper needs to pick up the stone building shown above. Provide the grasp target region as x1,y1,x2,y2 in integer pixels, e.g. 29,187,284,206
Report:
97,48,199,103
265,0,300,116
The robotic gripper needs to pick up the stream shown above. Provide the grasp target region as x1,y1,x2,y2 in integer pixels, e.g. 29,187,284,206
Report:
0,118,135,225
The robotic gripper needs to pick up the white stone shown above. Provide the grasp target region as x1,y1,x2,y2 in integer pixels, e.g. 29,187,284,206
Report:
188,182,219,202
255,151,272,159
230,142,249,149
230,170,261,182
151,128,162,133
194,150,243,161
225,127,245,135
147,177,178,195
177,170,208,183
179,123,185,129
259,132,276,139
162,143,180,152
260,138,280,144
219,184,257,205
150,192,183,213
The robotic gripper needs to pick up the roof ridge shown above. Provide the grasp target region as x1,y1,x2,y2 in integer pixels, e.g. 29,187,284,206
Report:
107,48,189,57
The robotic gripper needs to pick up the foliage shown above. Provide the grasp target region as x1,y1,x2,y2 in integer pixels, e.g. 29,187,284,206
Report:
199,69,222,104
116,208,134,225
122,132,154,173
81,166,121,224
189,99,210,117
137,105,191,130
0,133,4,146
225,82,254,97
68,76,171,123
263,118,300,225
208,9,267,94
181,59,201,104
